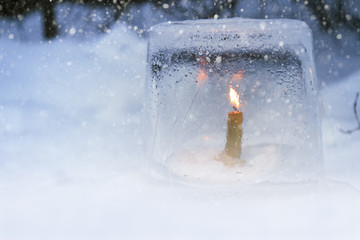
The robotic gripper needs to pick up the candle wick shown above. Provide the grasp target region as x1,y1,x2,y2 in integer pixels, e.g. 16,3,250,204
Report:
233,106,238,111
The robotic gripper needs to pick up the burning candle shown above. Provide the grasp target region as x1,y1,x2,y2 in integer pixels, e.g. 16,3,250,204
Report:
216,86,243,165
224,87,243,159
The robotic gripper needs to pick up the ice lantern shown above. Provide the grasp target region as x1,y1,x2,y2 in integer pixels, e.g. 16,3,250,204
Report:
146,19,323,183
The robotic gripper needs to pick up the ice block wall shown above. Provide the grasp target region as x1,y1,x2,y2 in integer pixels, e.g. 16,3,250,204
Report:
146,18,323,183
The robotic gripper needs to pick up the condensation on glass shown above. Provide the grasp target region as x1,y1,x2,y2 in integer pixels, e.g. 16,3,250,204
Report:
145,18,323,183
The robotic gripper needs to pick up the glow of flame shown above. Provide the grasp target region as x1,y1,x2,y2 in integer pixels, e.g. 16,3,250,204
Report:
229,86,240,110
202,136,210,141
197,69,208,85
231,71,244,82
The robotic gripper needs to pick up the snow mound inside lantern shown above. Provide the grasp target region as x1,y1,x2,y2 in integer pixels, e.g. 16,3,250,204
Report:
167,144,282,183
146,18,323,183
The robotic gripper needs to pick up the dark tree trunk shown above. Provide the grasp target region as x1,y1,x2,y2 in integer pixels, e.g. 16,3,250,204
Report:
43,1,57,39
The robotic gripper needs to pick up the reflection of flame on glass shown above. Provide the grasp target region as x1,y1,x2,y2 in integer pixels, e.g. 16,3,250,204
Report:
176,59,208,127
202,136,210,141
196,56,208,86
231,71,243,82
229,86,240,111
197,69,208,86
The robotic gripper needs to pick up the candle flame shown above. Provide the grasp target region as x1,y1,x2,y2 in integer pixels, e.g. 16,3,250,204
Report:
229,86,240,110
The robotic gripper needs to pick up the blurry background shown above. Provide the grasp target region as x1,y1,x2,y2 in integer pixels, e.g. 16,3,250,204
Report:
1,2,360,239
0,0,360,84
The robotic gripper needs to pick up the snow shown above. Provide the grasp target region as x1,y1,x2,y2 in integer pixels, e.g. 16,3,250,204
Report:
1,21,360,239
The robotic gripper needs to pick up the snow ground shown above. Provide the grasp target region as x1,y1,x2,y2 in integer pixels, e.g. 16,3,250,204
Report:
1,23,360,239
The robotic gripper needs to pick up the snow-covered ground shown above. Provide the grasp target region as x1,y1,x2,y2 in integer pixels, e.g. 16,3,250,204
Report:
1,22,360,239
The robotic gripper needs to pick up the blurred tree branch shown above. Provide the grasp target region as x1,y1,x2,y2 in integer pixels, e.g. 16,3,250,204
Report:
340,92,360,134
295,0,360,40
1,0,360,39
